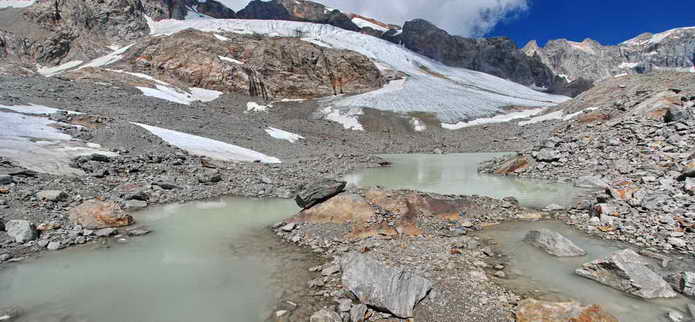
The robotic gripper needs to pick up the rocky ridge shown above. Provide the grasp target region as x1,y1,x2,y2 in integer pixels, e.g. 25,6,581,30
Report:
522,27,695,83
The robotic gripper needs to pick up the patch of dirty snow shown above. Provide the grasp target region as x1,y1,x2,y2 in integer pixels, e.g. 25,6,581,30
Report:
132,122,280,163
79,44,135,69
410,118,426,132
320,106,364,131
246,102,270,113
0,0,36,8
0,104,81,115
37,61,83,77
213,34,230,41
265,127,304,143
137,85,197,105
442,108,546,129
189,88,223,102
0,111,116,175
619,62,639,69
106,69,171,86
351,17,388,32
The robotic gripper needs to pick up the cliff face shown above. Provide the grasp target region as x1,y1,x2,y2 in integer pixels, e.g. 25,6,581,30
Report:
384,19,582,95
523,27,695,83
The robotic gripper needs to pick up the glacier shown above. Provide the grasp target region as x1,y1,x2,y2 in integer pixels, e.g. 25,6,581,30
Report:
147,18,569,122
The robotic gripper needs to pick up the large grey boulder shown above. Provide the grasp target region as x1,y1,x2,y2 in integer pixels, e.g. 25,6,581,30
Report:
575,249,677,299
0,175,13,185
309,309,341,322
524,229,587,257
5,220,37,243
36,190,69,202
341,254,432,318
295,179,347,209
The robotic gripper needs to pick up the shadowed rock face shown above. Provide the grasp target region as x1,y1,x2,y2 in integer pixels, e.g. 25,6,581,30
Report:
102,29,382,99
236,0,360,32
384,19,583,96
522,28,695,83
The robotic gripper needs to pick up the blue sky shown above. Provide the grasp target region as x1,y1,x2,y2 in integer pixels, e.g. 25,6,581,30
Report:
488,0,695,47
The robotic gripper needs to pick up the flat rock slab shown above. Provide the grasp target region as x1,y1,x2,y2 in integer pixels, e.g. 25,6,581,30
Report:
295,179,346,209
341,253,432,318
524,229,587,257
575,249,678,299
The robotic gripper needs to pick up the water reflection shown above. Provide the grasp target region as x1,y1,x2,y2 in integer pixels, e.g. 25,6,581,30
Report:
346,153,587,208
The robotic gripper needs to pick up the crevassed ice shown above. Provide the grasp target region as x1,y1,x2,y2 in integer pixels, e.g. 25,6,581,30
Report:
148,19,569,122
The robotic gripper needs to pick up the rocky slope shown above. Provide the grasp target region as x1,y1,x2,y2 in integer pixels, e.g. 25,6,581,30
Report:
383,19,587,96
481,72,695,256
523,27,695,83
237,0,360,32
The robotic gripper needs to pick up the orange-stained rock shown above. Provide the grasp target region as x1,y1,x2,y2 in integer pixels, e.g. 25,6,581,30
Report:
495,155,532,175
516,299,618,322
68,200,134,229
577,113,610,124
289,192,376,225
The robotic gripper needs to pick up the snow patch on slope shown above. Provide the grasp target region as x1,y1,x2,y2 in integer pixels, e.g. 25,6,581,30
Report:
410,118,426,132
0,111,116,175
37,61,83,77
352,17,388,32
320,106,364,131
137,84,222,105
442,108,546,130
265,127,304,143
0,104,81,115
133,122,280,163
79,44,134,69
219,56,244,64
147,19,568,122
0,0,36,8
246,102,270,113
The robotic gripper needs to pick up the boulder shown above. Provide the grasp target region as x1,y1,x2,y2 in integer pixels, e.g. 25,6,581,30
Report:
68,200,134,229
309,309,341,322
667,271,695,297
295,179,347,209
678,162,695,181
350,304,368,322
575,249,677,299
685,178,695,194
341,254,432,318
36,190,69,202
0,175,13,185
665,106,690,123
524,229,587,257
5,220,37,243
516,299,618,322
495,155,532,175
536,149,561,162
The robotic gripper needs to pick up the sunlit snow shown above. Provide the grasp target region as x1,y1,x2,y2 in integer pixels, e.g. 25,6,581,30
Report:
137,85,222,105
0,0,36,8
147,19,569,122
37,61,83,77
219,56,244,64
442,108,546,129
0,111,116,175
265,127,304,143
410,118,427,132
0,104,81,115
246,102,270,113
79,44,135,69
133,122,281,163
320,106,364,131
351,17,388,33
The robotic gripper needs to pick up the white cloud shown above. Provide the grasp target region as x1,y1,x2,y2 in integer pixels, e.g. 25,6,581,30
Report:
217,0,529,37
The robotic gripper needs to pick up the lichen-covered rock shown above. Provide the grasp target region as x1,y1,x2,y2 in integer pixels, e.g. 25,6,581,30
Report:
341,253,432,318
5,220,37,243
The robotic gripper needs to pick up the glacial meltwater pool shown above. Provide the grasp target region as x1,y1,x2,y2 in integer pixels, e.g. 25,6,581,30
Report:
345,153,586,209
0,153,686,321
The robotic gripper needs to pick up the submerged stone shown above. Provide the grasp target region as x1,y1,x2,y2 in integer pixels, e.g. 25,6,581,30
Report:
524,229,587,257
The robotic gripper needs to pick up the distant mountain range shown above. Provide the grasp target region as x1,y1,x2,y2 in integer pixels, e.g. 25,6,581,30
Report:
0,0,693,116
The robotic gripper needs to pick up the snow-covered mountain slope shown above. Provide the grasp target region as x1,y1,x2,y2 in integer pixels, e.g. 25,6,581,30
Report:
148,18,568,122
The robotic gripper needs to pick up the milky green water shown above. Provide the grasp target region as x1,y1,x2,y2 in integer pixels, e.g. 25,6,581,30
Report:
0,153,684,322
477,221,693,322
346,153,587,209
